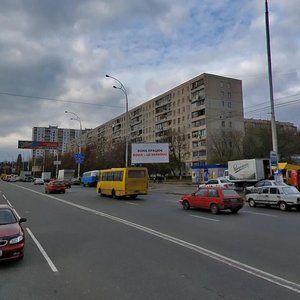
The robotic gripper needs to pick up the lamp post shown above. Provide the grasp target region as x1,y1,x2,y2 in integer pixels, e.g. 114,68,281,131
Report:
105,74,129,168
65,110,82,177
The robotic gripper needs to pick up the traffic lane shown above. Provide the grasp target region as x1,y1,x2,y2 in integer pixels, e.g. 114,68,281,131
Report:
3,187,300,299
7,183,300,287
55,186,300,284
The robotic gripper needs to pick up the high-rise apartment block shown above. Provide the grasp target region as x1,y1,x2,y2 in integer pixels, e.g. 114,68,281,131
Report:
68,73,244,172
32,126,90,159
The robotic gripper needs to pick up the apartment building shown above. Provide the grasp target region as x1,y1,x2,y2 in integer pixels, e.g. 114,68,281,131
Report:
244,118,297,133
32,126,90,159
67,73,244,172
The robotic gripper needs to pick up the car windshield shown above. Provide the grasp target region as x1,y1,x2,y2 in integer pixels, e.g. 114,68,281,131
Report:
0,208,17,225
282,186,300,194
222,189,240,197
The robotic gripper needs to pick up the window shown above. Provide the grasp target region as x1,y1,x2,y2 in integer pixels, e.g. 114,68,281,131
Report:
270,188,278,194
220,81,224,88
208,189,218,197
196,189,207,196
221,121,225,127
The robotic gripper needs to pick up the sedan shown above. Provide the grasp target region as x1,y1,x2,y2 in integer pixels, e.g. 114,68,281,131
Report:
45,180,66,194
245,180,287,194
0,204,27,261
246,185,300,211
198,178,235,189
180,187,244,214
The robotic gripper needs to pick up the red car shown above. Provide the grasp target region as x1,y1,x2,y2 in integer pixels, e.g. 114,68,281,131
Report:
180,187,244,214
45,180,66,194
0,204,27,261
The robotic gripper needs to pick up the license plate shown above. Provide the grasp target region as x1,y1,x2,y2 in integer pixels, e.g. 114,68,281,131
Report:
0,250,2,257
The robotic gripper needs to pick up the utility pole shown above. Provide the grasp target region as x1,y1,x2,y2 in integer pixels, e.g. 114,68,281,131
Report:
265,0,278,154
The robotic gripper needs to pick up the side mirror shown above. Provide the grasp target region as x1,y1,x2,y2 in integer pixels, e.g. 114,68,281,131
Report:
19,218,27,224
191,193,195,196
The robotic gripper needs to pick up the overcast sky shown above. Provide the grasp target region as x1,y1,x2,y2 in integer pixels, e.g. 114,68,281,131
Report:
0,0,299,162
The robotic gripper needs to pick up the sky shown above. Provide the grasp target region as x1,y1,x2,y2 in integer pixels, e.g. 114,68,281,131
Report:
0,0,300,162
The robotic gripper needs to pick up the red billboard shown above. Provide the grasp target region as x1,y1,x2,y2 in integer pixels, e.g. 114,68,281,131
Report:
18,140,59,149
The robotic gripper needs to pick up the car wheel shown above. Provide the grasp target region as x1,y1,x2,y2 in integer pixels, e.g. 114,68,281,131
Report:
210,203,219,214
130,194,137,199
62,190,65,194
182,200,190,210
112,189,116,199
279,201,287,211
248,199,256,207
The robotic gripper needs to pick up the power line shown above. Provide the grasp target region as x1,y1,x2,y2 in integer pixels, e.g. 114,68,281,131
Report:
0,92,123,109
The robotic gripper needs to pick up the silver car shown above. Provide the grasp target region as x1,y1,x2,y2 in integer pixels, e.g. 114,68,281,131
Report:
246,185,300,211
245,180,287,194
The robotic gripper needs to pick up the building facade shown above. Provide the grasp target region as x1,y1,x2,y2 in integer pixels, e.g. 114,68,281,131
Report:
32,126,90,159
67,73,245,172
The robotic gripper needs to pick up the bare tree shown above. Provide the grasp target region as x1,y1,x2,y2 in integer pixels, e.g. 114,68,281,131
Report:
207,129,244,163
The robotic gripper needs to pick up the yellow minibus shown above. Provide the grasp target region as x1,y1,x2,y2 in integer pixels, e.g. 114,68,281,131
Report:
96,167,149,199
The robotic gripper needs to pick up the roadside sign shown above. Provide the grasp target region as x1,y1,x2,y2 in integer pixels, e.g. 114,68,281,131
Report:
270,151,278,168
75,153,85,164
53,161,61,165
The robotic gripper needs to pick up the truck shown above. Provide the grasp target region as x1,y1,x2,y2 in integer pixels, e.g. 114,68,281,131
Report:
224,159,270,188
57,169,75,188
19,171,33,182
41,172,51,182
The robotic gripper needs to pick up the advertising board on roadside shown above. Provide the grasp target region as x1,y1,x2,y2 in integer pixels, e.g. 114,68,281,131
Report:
131,143,169,164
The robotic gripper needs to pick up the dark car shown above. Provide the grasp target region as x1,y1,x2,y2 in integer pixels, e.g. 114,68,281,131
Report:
45,180,66,194
180,187,244,214
0,205,27,261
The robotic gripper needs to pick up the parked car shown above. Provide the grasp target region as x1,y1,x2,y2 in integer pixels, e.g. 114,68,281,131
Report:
34,178,44,185
0,204,27,261
45,180,66,194
180,187,244,214
71,178,81,185
246,185,300,211
245,180,287,194
198,178,235,189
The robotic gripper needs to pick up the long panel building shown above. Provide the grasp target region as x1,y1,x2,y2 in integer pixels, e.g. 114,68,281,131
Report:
32,126,90,159
67,73,244,173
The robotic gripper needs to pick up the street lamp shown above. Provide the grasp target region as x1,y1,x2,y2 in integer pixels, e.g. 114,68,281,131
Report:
105,74,129,168
65,110,82,177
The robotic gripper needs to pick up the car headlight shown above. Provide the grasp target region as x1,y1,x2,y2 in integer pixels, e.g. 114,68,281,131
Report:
9,235,24,244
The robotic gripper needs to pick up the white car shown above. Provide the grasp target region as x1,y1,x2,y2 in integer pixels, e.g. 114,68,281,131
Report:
199,178,236,189
245,180,287,194
34,178,44,185
246,185,300,211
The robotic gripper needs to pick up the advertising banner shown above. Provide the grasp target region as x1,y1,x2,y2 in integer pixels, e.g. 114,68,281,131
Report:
18,140,59,149
131,143,169,164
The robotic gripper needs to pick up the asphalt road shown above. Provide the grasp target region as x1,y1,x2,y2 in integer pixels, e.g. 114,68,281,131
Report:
1,181,300,300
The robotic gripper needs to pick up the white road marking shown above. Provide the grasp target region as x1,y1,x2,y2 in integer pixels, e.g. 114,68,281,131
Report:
190,214,220,222
13,184,300,294
242,210,277,217
126,202,139,206
26,227,58,273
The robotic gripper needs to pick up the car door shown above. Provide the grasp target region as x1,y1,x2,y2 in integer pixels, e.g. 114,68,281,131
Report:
268,187,280,206
256,187,269,205
206,189,220,209
193,188,208,208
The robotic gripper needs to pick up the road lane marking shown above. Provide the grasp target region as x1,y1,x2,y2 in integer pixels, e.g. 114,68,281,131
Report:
242,210,277,217
12,184,300,294
26,227,58,273
190,214,220,222
126,202,139,206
